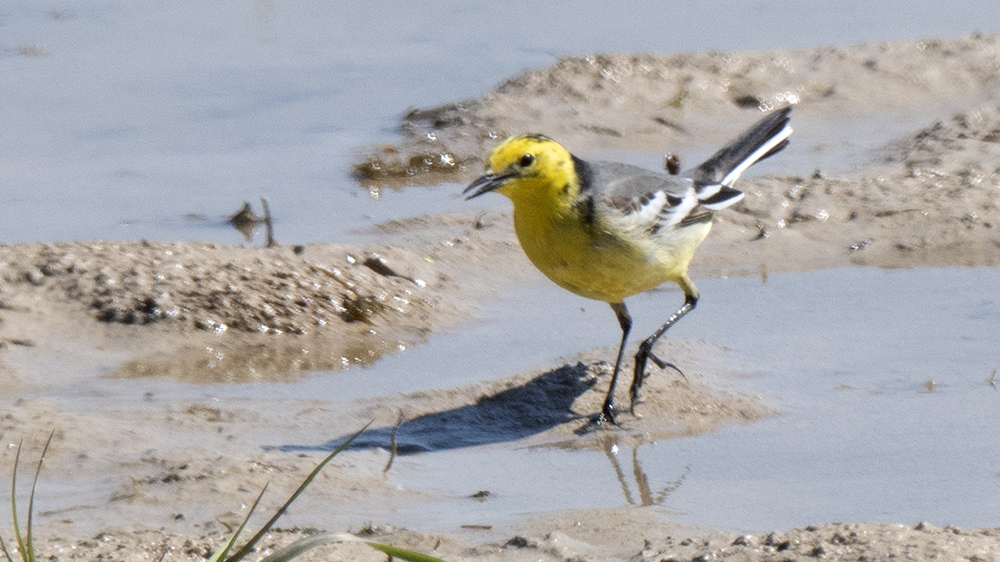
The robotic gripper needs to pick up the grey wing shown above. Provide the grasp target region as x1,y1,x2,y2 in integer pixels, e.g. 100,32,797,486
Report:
588,161,701,230
579,109,791,233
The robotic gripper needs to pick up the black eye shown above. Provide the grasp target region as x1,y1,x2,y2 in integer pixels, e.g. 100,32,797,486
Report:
519,153,535,168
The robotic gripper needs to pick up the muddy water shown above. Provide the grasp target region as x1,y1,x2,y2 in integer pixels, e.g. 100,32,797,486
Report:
9,265,996,537
65,265,988,535
4,0,1000,545
159,265,995,535
633,267,1000,531
330,266,1000,533
4,2,1000,244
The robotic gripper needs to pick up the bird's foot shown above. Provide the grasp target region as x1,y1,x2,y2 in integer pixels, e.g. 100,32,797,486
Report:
599,401,619,426
629,351,686,414
628,397,644,417
647,351,685,378
575,404,619,434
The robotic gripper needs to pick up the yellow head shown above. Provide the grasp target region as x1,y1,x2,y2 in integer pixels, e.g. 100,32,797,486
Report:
464,134,580,211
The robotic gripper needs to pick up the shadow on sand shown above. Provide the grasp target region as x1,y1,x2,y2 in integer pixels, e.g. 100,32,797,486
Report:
280,362,600,454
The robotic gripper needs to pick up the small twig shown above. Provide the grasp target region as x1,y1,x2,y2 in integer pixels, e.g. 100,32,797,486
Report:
261,197,276,248
383,411,404,474
664,153,680,175
1,338,35,348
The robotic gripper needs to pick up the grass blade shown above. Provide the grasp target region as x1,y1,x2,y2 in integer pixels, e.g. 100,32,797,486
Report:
24,432,54,562
256,532,349,562
364,541,448,562
257,532,449,562
223,422,370,562
207,483,268,562
1,536,17,562
9,440,25,562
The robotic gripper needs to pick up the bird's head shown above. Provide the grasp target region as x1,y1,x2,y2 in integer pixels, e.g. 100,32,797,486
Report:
464,134,578,208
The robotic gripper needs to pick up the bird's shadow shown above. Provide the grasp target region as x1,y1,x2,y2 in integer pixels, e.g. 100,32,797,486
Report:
278,362,600,455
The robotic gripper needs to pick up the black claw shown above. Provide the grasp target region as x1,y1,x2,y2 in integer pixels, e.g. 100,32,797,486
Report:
629,375,644,409
630,358,649,406
629,398,641,415
630,350,687,413
648,352,686,378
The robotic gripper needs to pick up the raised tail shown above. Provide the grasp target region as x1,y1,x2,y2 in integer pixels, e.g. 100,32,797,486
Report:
688,107,793,211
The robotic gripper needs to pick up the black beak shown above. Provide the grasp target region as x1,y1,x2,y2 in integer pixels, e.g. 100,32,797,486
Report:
463,172,512,200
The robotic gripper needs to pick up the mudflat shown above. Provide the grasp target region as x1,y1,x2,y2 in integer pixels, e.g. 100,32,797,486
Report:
2,34,999,561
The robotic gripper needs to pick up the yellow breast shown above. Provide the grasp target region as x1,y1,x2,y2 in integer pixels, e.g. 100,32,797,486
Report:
510,196,712,304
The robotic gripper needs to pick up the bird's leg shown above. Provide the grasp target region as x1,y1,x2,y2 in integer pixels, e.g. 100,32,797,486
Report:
629,279,699,414
601,302,632,425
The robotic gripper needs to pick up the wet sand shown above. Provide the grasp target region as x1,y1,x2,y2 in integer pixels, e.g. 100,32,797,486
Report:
3,34,1000,560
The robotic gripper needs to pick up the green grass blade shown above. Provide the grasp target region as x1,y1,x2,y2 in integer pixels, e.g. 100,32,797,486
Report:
364,541,448,562
1,535,18,562
206,533,238,562
9,440,26,562
205,530,239,562
24,432,54,562
256,532,349,562
223,423,371,562
256,532,449,562
207,483,268,562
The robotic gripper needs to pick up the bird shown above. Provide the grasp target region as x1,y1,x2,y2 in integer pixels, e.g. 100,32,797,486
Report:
464,107,792,424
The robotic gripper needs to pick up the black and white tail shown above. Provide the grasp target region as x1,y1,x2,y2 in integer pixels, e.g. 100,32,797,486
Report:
690,107,793,211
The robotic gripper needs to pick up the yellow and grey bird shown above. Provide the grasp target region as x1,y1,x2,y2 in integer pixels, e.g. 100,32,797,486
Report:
464,107,792,424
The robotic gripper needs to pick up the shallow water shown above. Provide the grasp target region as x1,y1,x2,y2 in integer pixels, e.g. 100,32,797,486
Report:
323,266,1000,533
4,2,1000,243
29,266,998,534
4,0,1000,540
